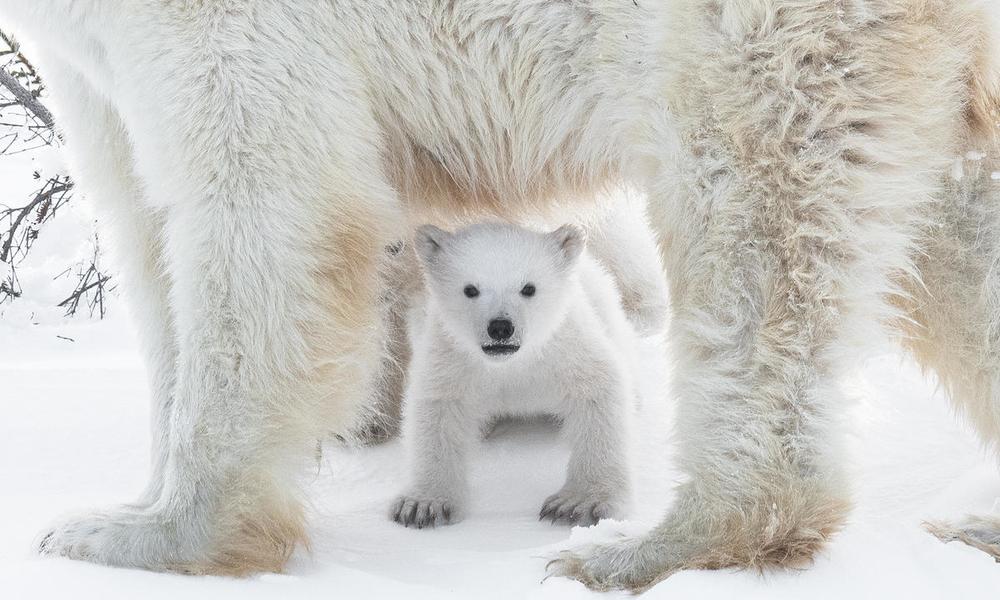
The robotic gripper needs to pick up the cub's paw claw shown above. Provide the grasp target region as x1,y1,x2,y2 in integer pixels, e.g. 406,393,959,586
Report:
539,489,618,526
390,495,454,529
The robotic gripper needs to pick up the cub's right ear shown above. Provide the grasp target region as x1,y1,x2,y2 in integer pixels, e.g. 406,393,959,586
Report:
415,224,451,266
549,224,586,268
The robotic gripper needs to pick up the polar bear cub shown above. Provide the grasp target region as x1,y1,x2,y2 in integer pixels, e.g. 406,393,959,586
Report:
391,222,636,528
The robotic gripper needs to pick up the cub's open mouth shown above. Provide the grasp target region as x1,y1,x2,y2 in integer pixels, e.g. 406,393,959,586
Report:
482,344,520,356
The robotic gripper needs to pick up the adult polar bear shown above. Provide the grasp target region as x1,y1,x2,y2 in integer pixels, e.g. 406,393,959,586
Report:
4,0,1000,592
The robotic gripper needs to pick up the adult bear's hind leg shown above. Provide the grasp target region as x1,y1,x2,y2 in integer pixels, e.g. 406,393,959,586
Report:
891,0,1000,564
901,152,1000,560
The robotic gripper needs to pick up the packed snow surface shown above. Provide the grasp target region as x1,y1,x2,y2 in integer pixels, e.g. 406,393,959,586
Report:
3,306,1000,599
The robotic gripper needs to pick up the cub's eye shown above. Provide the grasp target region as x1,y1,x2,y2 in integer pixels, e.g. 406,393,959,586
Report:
521,283,536,297
463,285,480,298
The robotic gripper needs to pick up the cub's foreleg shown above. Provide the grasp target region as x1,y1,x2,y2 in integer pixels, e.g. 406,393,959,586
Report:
392,345,478,528
540,346,631,526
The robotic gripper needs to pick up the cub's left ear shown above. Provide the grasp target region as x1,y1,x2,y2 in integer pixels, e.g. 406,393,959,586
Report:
550,224,586,267
415,224,451,268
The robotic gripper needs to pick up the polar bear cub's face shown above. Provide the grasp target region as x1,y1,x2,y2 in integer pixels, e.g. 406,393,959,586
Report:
415,222,585,363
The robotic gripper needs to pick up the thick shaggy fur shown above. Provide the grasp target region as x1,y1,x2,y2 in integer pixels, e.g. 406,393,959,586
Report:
391,223,637,528
3,0,1000,591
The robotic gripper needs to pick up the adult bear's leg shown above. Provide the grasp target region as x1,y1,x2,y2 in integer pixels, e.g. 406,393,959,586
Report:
37,8,401,573
550,1,972,591
907,151,1000,559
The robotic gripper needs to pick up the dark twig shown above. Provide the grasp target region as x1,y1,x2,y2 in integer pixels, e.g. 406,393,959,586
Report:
0,29,112,317
55,235,113,318
0,179,73,263
0,68,53,127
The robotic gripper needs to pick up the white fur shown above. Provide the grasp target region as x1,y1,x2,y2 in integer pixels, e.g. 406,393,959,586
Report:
2,0,1000,590
390,222,635,528
354,192,668,442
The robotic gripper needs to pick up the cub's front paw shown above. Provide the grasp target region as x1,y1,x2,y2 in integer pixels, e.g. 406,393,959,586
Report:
390,494,456,529
539,488,622,526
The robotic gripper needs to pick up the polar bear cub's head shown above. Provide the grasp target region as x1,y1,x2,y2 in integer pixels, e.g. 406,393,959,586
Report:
415,222,586,362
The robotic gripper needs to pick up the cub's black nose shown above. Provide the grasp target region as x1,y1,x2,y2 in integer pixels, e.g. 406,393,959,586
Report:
487,318,515,341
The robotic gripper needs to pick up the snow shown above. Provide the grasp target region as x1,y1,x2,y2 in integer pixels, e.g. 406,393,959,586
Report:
3,306,1000,599
3,155,1000,600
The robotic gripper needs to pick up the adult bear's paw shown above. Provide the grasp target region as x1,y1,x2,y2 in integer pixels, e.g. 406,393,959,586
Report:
927,515,1000,561
546,535,675,593
38,506,200,572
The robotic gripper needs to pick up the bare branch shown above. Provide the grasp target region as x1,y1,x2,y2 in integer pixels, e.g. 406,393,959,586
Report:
0,178,74,263
56,236,113,318
0,29,112,317
0,68,53,127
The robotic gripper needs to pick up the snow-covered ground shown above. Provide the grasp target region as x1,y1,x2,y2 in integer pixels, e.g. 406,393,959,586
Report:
4,150,1000,600
3,305,1000,599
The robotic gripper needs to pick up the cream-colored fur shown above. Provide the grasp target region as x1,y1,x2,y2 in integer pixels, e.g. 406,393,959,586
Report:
2,0,999,591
